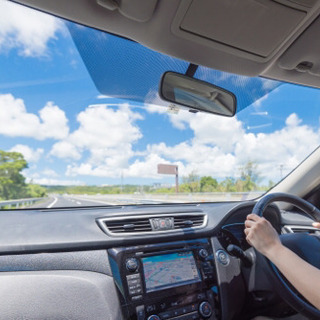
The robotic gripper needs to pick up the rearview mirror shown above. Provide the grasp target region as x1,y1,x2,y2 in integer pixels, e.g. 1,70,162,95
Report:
160,72,236,116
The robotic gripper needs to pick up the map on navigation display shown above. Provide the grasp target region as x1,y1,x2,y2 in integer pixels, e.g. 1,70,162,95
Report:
142,251,201,292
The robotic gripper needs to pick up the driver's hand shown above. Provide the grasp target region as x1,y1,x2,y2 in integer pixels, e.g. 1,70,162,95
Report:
312,222,320,228
244,214,282,258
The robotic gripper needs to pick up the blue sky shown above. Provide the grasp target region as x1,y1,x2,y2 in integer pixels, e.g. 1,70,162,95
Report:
1,1,320,187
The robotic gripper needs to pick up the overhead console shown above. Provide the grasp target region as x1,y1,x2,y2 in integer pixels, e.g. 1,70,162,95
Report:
108,239,219,320
13,0,320,83
172,0,320,62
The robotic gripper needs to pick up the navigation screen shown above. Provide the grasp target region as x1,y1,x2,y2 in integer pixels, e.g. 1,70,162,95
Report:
142,251,201,292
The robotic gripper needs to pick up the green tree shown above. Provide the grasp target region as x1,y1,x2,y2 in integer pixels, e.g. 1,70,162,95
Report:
238,161,260,191
25,184,47,198
220,177,237,192
180,171,200,192
0,150,28,200
200,176,218,192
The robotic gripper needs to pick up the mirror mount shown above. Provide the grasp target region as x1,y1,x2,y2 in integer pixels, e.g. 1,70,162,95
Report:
185,63,198,78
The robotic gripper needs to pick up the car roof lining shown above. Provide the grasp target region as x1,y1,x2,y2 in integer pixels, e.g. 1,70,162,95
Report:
10,0,320,88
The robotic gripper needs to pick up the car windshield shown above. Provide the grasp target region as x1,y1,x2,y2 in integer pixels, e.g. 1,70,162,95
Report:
1,1,320,209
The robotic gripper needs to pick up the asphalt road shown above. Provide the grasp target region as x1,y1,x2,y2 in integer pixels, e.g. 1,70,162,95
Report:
31,195,118,209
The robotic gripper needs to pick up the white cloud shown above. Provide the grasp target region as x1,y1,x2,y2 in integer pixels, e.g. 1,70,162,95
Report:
0,0,64,57
9,144,43,162
50,141,81,160
0,94,69,140
124,154,176,179
40,93,319,184
69,103,142,150
251,93,269,108
51,104,144,178
285,113,302,127
145,103,245,152
123,109,320,182
97,95,109,99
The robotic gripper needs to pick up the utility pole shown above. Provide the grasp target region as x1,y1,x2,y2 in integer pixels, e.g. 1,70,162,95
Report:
280,164,283,179
120,171,123,193
175,166,179,193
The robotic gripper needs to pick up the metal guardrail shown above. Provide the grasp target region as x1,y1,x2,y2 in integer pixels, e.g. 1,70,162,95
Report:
70,191,265,204
0,197,45,209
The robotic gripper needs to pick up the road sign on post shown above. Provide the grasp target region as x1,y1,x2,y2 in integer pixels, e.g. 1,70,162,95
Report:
157,164,179,193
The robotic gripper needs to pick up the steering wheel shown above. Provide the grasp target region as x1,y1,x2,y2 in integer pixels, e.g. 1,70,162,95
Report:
252,192,320,320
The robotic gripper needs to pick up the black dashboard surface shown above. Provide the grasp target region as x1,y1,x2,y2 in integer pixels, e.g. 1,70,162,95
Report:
0,200,298,255
0,199,312,256
0,200,313,320
0,201,282,255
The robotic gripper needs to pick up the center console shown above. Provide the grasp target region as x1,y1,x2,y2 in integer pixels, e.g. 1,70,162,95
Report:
108,239,219,320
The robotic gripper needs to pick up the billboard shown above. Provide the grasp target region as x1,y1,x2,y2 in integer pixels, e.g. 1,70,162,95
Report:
157,164,178,175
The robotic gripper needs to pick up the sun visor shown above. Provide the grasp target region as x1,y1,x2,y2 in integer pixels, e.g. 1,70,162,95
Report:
171,0,320,61
278,16,320,76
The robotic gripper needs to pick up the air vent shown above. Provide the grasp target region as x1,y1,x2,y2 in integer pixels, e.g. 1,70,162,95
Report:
102,217,152,234
283,225,320,234
97,212,207,236
174,215,205,229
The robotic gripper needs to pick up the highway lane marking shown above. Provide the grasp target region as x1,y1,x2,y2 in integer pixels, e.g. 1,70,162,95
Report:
76,201,81,205
47,196,58,208
69,197,117,206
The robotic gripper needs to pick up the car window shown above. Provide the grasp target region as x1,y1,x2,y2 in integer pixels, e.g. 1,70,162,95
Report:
1,1,320,208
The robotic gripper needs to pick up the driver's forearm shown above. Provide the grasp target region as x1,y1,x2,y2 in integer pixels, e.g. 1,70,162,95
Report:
266,244,320,310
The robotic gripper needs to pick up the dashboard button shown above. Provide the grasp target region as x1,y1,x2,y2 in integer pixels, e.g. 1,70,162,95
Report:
136,305,145,320
172,309,182,317
127,278,141,285
159,311,172,319
216,250,230,266
132,295,143,301
185,303,198,313
126,258,139,272
180,306,189,314
146,304,156,313
170,300,180,307
129,287,142,295
126,273,140,280
159,302,167,310
197,293,206,300
147,315,160,320
198,248,209,259
199,301,212,318
128,284,141,290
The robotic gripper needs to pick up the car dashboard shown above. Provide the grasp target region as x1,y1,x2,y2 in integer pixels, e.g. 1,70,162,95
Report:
0,201,315,320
